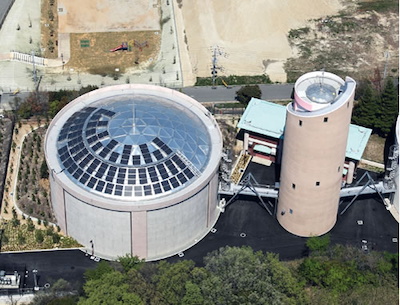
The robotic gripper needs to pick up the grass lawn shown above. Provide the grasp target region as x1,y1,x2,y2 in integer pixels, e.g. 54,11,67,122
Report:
362,134,386,164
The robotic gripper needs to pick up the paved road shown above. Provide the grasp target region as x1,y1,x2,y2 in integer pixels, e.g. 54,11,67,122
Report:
0,83,294,111
182,83,294,102
0,249,98,291
0,0,14,29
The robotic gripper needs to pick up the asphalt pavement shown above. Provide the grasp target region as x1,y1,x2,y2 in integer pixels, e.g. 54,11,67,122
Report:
0,0,14,29
182,83,294,102
0,249,98,291
0,192,397,291
168,194,398,265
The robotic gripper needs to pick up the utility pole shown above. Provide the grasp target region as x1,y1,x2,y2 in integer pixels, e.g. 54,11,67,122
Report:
210,46,225,88
383,50,390,80
31,50,37,86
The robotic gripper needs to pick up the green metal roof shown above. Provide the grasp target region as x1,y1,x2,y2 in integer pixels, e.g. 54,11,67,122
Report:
237,98,372,161
346,124,372,161
237,98,286,138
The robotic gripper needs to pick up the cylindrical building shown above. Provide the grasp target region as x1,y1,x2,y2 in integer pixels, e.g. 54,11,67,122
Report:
45,84,222,260
277,71,356,236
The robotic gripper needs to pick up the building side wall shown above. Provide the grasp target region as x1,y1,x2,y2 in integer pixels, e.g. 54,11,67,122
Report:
49,171,67,232
64,192,132,260
278,97,353,236
131,211,147,259
207,173,219,226
146,176,218,260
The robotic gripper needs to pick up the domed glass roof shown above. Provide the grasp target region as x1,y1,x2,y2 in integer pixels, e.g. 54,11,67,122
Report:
56,94,211,199
305,83,337,104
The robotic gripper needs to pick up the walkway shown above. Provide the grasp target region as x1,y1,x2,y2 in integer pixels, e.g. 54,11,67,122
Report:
0,121,52,231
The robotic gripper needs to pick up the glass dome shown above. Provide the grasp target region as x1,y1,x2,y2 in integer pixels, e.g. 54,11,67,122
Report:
305,83,337,104
56,94,211,200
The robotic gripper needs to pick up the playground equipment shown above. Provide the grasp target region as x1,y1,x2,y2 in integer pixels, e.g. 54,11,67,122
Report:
221,78,231,88
110,42,128,52
134,40,148,51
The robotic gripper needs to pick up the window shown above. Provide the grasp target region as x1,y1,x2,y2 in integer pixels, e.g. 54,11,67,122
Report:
299,120,302,126
347,101,350,108
316,181,320,186
292,183,296,189
338,166,340,172
323,117,328,123
289,209,293,214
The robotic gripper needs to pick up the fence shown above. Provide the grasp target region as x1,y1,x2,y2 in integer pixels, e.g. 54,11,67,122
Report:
11,51,45,66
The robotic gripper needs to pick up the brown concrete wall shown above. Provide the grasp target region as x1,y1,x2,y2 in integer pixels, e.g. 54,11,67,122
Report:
277,96,354,236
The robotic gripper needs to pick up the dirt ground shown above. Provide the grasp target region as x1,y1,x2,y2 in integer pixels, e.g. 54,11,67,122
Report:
57,0,160,33
67,31,160,74
176,0,344,82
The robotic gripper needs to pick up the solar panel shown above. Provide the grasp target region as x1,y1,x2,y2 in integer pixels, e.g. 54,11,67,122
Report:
165,159,179,174
109,152,119,162
98,131,109,139
95,163,108,178
134,186,143,196
161,180,171,191
99,147,110,158
143,185,152,196
87,177,97,189
105,166,116,181
132,155,141,165
124,186,132,197
115,185,123,196
153,150,164,160
169,177,180,188
67,163,78,174
143,153,153,164
184,168,195,179
96,180,105,192
97,121,108,127
118,168,126,178
73,168,84,179
153,183,162,194
91,142,102,152
177,173,188,184
105,183,114,194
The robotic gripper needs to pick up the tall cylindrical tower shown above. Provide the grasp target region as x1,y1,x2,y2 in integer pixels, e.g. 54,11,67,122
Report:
277,71,356,236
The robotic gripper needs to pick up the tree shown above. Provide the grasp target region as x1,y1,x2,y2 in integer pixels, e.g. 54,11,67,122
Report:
118,254,144,272
306,234,331,253
154,260,197,305
79,271,143,305
182,281,204,305
84,261,113,281
200,246,307,305
235,85,262,105
352,82,380,130
35,229,44,243
40,160,49,179
376,77,398,136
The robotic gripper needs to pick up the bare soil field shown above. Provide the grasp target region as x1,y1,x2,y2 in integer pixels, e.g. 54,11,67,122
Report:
176,0,344,82
41,0,162,73
57,0,160,33
67,31,160,74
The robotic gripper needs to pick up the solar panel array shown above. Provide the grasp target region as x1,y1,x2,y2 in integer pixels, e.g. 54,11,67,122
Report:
56,97,211,199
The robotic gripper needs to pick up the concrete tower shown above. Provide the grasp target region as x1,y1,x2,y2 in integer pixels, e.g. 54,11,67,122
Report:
277,71,356,236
